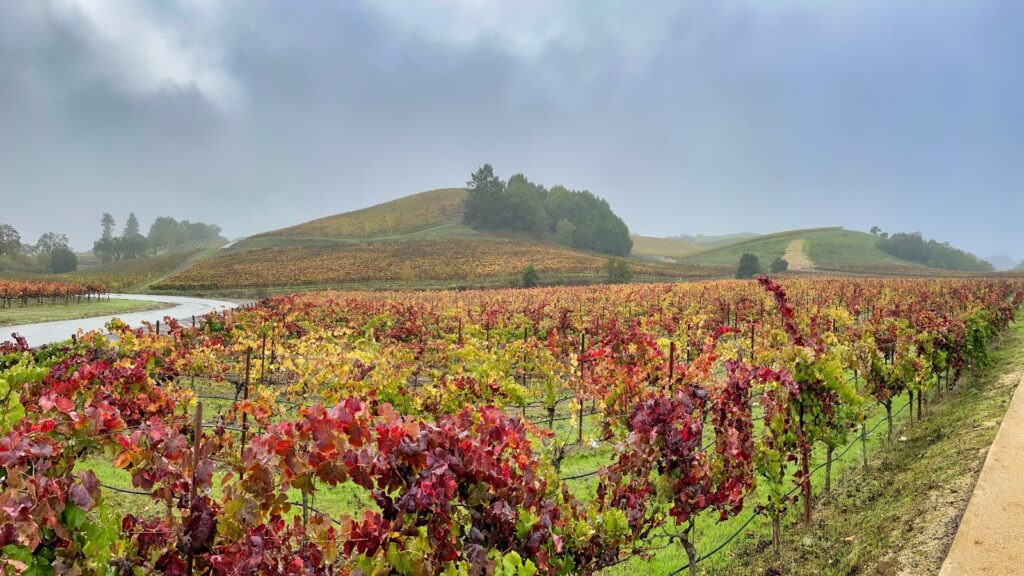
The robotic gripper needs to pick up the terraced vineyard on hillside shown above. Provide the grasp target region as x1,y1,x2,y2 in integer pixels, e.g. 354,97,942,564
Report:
155,237,693,291
257,187,468,240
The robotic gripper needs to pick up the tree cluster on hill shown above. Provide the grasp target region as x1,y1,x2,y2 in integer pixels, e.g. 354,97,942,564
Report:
147,217,224,252
463,165,633,257
872,229,993,272
93,213,225,263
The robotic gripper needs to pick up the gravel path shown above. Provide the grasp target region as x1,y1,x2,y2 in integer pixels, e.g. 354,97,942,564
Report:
0,293,238,347
783,239,814,271
940,370,1024,576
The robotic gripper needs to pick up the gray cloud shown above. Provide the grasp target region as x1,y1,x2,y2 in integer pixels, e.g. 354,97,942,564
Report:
0,0,1021,259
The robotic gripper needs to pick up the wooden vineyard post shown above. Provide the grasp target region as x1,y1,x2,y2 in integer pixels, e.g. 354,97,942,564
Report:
577,396,584,444
458,317,463,345
668,341,675,383
578,331,586,443
301,489,309,543
521,370,527,421
155,320,160,336
260,332,267,384
240,347,252,462
192,314,196,328
188,401,203,576
824,445,834,495
908,390,914,428
921,383,929,420
750,323,755,358
856,370,868,470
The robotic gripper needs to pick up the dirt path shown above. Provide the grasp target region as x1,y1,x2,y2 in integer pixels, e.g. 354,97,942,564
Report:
940,368,1024,576
783,239,814,271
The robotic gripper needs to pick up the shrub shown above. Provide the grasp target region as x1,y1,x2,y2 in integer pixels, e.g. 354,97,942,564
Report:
604,258,634,284
520,264,540,288
736,253,762,279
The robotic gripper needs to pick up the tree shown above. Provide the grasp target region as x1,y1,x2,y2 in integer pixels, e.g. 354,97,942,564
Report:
770,257,789,273
463,164,506,230
461,165,632,257
94,214,117,263
100,213,115,241
736,253,762,279
34,232,70,255
49,246,78,273
182,221,224,241
0,224,22,256
148,217,187,253
870,226,881,236
543,186,632,257
120,212,147,259
876,231,993,272
504,174,547,234
520,264,540,288
123,212,140,237
604,258,633,284
554,218,575,246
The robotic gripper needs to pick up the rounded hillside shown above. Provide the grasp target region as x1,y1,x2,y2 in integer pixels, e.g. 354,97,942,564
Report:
256,188,468,240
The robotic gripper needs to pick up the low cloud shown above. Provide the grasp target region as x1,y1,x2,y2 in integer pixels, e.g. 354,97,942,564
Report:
0,0,1020,259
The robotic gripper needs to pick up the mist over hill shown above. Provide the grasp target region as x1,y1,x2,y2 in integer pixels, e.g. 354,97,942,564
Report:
985,255,1021,271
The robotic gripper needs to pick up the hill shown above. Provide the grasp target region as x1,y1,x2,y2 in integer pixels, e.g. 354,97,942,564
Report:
630,235,702,260
154,238,700,292
1,239,228,292
677,227,930,274
257,188,468,240
984,255,1019,272
67,239,227,291
156,189,696,292
153,188,1003,293
673,232,761,247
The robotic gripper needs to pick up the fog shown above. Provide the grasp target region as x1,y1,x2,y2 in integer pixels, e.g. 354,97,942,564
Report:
1,0,1021,258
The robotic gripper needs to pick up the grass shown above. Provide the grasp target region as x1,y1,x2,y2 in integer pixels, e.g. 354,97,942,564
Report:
78,456,375,525
678,227,932,274
678,228,841,268
631,235,703,260
805,230,924,270
0,298,168,326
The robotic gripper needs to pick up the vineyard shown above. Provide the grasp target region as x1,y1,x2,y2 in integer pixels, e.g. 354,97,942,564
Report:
0,279,107,308
256,188,469,240
1,277,1022,575
154,239,687,291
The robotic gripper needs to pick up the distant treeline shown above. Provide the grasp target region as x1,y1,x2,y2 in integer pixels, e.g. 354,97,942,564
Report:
874,230,993,272
93,213,225,263
463,164,633,257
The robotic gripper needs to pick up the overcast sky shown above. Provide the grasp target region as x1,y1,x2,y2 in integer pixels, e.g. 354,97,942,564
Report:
1,0,1021,258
